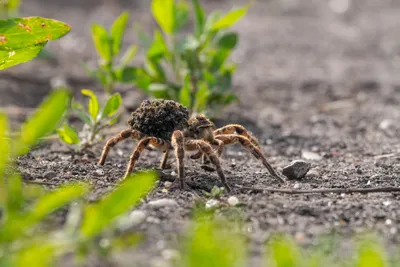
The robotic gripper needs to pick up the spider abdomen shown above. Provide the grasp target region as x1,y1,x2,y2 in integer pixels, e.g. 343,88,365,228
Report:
128,99,189,140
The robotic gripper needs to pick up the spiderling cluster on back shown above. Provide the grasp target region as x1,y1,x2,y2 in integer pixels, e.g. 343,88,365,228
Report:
98,99,285,192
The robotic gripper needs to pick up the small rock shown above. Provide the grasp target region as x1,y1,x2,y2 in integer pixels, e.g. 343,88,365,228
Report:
306,169,319,178
164,181,172,188
383,201,392,206
44,170,57,179
171,171,177,176
205,199,220,209
293,183,300,189
129,210,146,225
379,119,393,130
385,219,392,225
227,196,239,206
117,149,124,156
161,249,180,261
95,168,105,176
282,160,311,180
146,216,161,224
148,198,178,208
301,150,322,161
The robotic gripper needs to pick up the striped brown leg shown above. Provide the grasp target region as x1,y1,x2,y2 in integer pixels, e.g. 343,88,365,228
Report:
98,129,145,165
185,139,231,192
215,134,284,183
124,137,169,178
160,147,170,169
214,124,260,148
171,130,186,189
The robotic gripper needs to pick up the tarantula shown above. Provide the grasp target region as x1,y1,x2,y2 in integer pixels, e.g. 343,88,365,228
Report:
98,99,284,192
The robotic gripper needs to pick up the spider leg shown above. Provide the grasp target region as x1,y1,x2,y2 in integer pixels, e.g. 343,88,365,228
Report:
171,130,186,189
98,129,145,165
185,140,231,192
214,124,260,148
160,146,171,169
124,137,169,178
215,134,284,183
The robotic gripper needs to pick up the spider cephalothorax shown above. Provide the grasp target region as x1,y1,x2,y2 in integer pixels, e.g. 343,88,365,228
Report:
98,99,284,192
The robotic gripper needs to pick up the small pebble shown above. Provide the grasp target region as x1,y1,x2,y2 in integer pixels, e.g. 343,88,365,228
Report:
129,210,146,225
293,183,300,189
205,199,220,209
383,201,391,206
146,216,161,224
148,198,178,208
161,249,180,261
301,150,322,161
282,160,311,180
306,169,319,178
171,171,177,176
164,181,172,188
385,219,392,225
44,170,57,179
227,196,239,206
95,168,105,176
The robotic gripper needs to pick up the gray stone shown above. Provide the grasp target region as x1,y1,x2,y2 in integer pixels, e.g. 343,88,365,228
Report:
282,160,311,180
148,198,178,208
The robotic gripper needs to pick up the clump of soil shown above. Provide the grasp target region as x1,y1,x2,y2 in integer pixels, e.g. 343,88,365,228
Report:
128,99,189,140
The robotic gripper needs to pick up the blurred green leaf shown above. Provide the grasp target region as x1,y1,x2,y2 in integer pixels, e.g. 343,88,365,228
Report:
210,49,230,72
57,123,80,145
80,171,157,238
212,6,248,31
179,74,191,107
81,89,100,122
101,93,122,118
6,174,23,216
217,32,238,49
15,89,71,155
269,236,301,267
12,243,56,267
134,69,153,91
6,0,21,10
107,114,121,126
357,242,386,267
116,66,137,83
180,216,246,267
110,12,129,56
120,45,137,67
91,24,111,61
0,43,45,70
151,0,175,34
135,24,152,49
193,82,210,112
72,102,93,127
145,58,166,82
174,1,189,32
0,17,71,50
191,0,205,38
148,83,170,99
147,30,168,60
0,113,10,175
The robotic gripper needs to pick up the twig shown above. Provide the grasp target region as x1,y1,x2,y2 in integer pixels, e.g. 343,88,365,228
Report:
235,185,400,195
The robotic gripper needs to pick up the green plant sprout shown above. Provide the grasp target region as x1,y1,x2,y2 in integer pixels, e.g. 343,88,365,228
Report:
57,89,122,152
84,12,138,95
0,17,71,70
0,0,21,18
202,185,224,199
131,0,248,115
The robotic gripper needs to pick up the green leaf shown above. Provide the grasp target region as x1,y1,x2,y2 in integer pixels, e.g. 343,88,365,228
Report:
0,43,45,70
101,93,122,119
357,242,386,267
5,174,24,215
12,244,56,267
148,83,171,99
111,12,129,56
0,113,10,175
191,0,205,38
80,171,157,238
147,30,168,60
212,6,248,31
134,69,153,91
145,58,166,82
7,0,21,10
269,236,301,267
72,101,93,127
91,24,111,61
174,1,189,32
217,32,238,49
151,0,175,34
107,114,121,126
179,74,191,107
119,45,137,67
116,66,137,83
81,89,100,122
193,82,210,112
0,17,71,50
57,123,80,145
210,49,231,72
135,24,152,49
15,89,71,155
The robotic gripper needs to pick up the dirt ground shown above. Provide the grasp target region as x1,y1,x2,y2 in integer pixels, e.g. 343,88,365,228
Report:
2,0,400,266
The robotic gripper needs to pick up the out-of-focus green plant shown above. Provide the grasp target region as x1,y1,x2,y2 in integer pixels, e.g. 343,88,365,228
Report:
0,0,21,18
202,185,224,199
57,89,122,152
0,17,71,70
85,12,138,95
129,0,248,115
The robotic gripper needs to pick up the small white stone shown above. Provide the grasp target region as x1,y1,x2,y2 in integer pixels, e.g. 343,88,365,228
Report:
301,150,322,161
306,169,319,178
148,198,178,208
171,171,177,176
227,196,239,206
385,219,392,225
383,201,392,206
379,119,393,130
129,210,146,225
95,169,105,176
146,216,161,224
161,249,180,261
117,149,124,156
293,183,300,189
205,199,220,209
164,181,172,188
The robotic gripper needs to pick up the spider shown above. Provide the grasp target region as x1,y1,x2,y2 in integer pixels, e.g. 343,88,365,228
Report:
98,99,284,192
